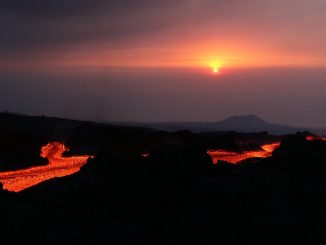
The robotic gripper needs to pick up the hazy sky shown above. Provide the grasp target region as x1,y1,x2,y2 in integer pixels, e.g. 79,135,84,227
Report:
0,0,326,127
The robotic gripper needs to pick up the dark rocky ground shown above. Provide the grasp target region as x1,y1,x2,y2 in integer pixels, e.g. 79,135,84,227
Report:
0,112,326,244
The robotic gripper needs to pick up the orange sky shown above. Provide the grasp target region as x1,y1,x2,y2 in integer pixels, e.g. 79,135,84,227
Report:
5,36,326,70
1,0,326,70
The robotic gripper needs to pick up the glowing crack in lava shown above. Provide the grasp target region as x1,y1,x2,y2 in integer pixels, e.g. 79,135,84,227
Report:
0,142,92,192
207,142,281,164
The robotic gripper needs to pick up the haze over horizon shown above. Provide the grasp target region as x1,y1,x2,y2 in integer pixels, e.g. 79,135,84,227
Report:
1,0,326,127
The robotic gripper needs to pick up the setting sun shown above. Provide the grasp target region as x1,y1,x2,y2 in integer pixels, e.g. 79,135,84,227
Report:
208,60,223,74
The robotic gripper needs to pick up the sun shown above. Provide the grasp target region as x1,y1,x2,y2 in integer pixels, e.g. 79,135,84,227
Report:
213,68,219,73
209,60,222,74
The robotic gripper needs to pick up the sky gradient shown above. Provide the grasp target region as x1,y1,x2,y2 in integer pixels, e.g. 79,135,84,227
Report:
1,0,326,127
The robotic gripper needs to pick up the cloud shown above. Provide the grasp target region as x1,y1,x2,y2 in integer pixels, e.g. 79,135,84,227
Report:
0,0,189,57
0,0,162,18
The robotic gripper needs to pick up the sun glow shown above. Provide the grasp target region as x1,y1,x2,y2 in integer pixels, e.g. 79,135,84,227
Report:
209,60,222,74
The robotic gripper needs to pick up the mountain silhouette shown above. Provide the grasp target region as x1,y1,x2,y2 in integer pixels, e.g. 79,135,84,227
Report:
216,114,268,128
1,111,322,135
125,115,306,134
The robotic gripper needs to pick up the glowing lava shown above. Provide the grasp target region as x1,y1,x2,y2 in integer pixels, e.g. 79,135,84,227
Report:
0,142,92,192
207,142,281,164
141,152,150,158
306,136,326,141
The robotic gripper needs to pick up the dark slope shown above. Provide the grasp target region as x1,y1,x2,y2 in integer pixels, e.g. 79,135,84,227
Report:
0,112,326,243
1,133,326,243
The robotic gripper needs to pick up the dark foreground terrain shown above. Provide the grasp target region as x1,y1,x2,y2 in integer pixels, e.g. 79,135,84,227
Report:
0,112,326,244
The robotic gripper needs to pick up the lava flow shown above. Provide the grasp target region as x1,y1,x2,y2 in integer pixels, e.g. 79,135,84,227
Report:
306,136,326,141
207,142,281,164
0,142,92,192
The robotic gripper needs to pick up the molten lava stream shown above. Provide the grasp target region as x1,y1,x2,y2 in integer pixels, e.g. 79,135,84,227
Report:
207,142,280,164
0,142,92,192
